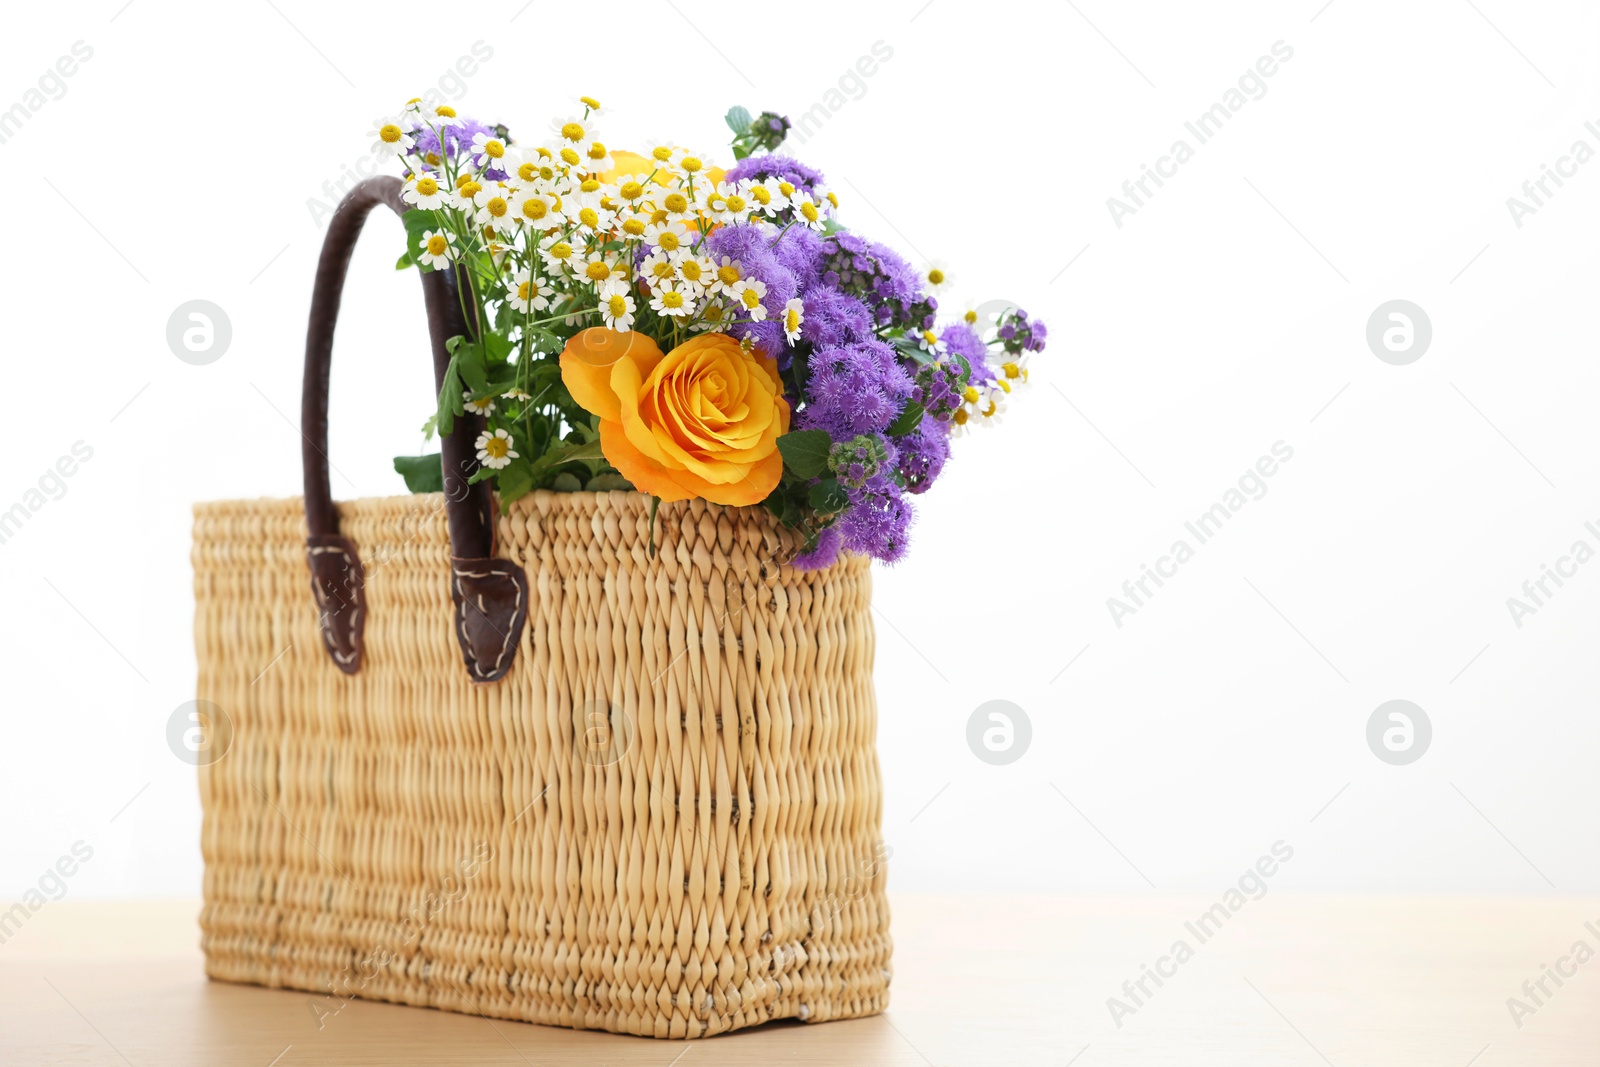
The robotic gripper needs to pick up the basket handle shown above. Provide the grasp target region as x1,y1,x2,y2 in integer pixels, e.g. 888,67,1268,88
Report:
302,176,529,684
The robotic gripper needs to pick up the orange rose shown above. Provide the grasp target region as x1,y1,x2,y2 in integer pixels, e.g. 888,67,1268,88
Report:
560,328,789,506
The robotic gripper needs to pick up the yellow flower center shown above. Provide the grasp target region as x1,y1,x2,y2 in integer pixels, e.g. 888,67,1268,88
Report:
962,386,980,404
1002,362,1020,379
619,180,644,201
681,156,702,173
519,162,538,181
996,378,1012,393
953,408,969,426
679,260,704,282
580,178,601,192
608,294,628,316
426,235,448,255
717,264,741,285
799,200,819,222
535,147,552,159
656,231,681,251
561,122,584,141
785,308,801,331
826,191,839,208
923,330,940,345
460,180,482,199
415,176,438,196
741,289,761,309
778,181,794,197
424,152,442,166
750,186,771,204
484,139,504,158
652,145,673,161
483,436,508,458
518,282,532,300
580,95,602,110
521,197,547,220
965,310,979,324
649,208,669,224
651,260,673,279
549,241,572,259
578,207,599,228
660,290,686,310
586,142,607,161
927,268,945,285
560,147,580,166
379,124,403,144
663,192,688,213
622,218,646,236
982,401,997,417
486,197,507,217
585,261,612,281
704,304,725,324
725,194,747,212
435,105,457,118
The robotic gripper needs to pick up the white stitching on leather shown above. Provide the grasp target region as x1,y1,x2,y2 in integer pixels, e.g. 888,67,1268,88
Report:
452,560,523,680
308,542,362,665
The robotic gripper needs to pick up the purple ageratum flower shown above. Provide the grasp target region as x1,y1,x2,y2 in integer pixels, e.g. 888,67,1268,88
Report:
724,153,827,196
822,232,929,330
897,415,951,494
940,321,996,384
770,223,827,289
799,340,915,438
837,473,913,563
798,285,874,348
413,119,507,179
791,525,843,570
705,223,800,361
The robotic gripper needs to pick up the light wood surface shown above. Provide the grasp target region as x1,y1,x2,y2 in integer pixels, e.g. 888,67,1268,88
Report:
1,895,1594,1065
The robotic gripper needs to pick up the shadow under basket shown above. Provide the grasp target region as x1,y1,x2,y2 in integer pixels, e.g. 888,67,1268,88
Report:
193,490,891,1038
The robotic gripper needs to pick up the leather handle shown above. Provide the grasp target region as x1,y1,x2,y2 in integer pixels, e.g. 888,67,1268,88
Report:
302,175,528,683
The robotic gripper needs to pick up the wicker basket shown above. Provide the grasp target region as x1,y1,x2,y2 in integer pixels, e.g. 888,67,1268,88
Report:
191,177,890,1038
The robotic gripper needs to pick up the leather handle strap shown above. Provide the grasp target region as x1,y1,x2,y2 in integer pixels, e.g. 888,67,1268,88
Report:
302,175,528,683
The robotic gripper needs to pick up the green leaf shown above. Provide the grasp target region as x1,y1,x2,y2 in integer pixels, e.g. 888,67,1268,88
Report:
820,216,846,236
887,400,925,438
483,331,514,364
395,249,416,271
550,472,583,492
776,430,832,479
725,105,753,135
436,357,465,436
808,477,849,515
585,472,633,491
393,453,444,494
496,458,534,510
731,144,752,161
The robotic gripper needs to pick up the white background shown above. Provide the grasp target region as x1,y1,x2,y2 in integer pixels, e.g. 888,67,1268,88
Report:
2,0,1598,903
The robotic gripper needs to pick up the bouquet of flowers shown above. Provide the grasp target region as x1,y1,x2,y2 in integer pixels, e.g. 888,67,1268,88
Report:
376,96,1047,567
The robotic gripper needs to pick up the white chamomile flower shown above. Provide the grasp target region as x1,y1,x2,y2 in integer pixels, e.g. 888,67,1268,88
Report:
729,278,768,321
649,280,694,319
950,405,974,438
999,351,1031,386
572,94,604,116
540,234,580,274
751,177,790,216
706,181,754,224
575,137,613,176
917,328,948,357
401,172,446,210
475,428,518,469
510,187,559,228
470,130,509,172
709,255,744,296
463,391,496,416
922,259,954,293
579,250,624,287
781,298,804,344
501,387,531,401
639,251,676,288
568,200,615,235
975,388,1007,426
371,115,414,157
551,113,592,145
506,270,553,313
422,103,463,128
449,176,484,211
640,141,682,175
654,186,701,224
790,193,827,231
691,298,732,333
416,229,456,269
474,183,518,233
670,249,715,293
669,145,709,181
642,218,692,254
598,280,637,331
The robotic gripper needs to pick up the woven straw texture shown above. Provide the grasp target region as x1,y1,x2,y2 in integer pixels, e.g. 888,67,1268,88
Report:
193,490,890,1038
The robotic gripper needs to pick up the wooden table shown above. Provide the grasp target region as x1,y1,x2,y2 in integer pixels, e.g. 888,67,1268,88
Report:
2,896,1593,1065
